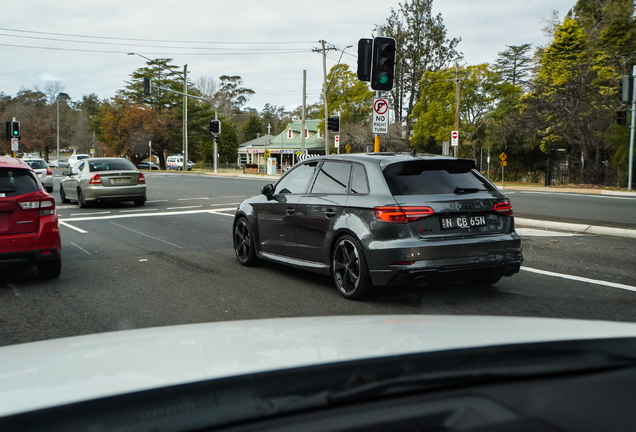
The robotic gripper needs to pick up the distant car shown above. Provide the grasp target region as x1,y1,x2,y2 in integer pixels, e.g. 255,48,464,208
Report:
138,161,160,170
233,153,523,299
0,156,61,278
67,154,90,167
60,158,146,207
49,159,69,169
21,158,54,193
166,155,194,170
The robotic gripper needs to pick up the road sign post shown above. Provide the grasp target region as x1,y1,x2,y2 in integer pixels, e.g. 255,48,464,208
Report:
11,138,19,152
372,98,389,135
499,152,507,187
451,130,458,147
334,134,340,154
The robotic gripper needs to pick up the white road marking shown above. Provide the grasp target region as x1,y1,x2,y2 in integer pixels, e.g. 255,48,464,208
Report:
71,242,92,255
167,205,203,210
516,228,580,237
8,284,20,297
111,222,182,249
210,202,239,207
60,208,218,222
59,221,88,234
521,267,636,293
177,197,209,201
55,205,77,209
119,208,159,213
69,211,111,216
519,191,635,200
209,195,246,200
146,200,168,203
213,212,235,217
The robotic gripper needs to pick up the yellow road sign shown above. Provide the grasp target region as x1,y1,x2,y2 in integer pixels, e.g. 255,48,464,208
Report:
501,160,507,167
345,143,352,153
499,152,507,161
265,149,271,158
295,150,301,156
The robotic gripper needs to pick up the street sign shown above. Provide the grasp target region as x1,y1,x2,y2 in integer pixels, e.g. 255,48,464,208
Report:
345,143,352,153
10,138,18,152
372,98,389,134
501,160,507,167
265,149,271,158
295,150,301,156
334,135,340,148
499,152,507,161
451,130,458,147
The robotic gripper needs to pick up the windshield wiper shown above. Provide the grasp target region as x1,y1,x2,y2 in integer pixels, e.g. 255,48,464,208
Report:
454,187,482,194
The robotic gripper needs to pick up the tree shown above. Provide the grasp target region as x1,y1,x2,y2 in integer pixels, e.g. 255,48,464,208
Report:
385,0,462,141
219,119,239,164
322,64,374,126
213,75,255,117
241,115,264,142
261,103,292,135
495,44,534,85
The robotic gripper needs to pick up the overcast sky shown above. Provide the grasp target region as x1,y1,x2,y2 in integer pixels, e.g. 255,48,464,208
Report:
1,0,575,112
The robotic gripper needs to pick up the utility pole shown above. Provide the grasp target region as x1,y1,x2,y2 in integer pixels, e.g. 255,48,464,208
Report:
314,41,338,155
183,64,188,172
629,65,636,190
453,63,460,158
56,97,60,167
301,70,306,153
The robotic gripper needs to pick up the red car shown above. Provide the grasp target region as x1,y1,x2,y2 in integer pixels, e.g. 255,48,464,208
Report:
0,156,61,278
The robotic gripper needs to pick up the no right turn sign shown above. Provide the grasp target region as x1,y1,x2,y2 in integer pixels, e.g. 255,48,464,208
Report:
372,98,389,134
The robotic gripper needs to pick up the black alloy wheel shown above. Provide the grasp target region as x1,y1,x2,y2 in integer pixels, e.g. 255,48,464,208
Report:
60,186,69,203
234,217,259,266
332,235,372,300
78,188,89,208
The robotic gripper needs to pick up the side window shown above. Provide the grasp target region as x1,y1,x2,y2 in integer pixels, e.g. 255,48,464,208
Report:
274,162,318,195
310,162,351,194
350,164,369,194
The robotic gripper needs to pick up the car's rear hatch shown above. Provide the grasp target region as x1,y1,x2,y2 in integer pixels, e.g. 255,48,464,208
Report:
0,169,44,235
87,159,144,187
381,158,513,238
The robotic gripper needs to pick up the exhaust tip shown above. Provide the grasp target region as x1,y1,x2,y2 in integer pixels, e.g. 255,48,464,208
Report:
502,264,520,277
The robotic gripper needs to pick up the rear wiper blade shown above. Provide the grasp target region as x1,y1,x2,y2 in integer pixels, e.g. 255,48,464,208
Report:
454,187,482,194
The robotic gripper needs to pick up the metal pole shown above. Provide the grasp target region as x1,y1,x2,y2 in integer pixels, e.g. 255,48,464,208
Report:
149,141,152,166
487,148,490,180
321,41,329,155
374,27,384,154
56,97,60,168
301,70,306,153
454,63,460,158
628,65,635,190
183,65,188,172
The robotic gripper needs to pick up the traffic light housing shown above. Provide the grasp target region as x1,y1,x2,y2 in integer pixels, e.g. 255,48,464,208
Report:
619,75,634,103
10,121,20,139
215,134,220,144
617,110,628,126
371,37,396,91
357,38,372,82
209,119,221,135
327,115,340,133
143,77,151,96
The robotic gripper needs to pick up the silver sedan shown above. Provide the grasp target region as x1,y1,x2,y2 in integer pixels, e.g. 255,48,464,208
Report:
60,158,146,208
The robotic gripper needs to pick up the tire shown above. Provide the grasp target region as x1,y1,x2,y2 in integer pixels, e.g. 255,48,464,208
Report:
332,235,373,300
38,259,61,279
134,198,146,206
60,186,70,203
233,217,259,266
467,270,502,287
78,188,89,208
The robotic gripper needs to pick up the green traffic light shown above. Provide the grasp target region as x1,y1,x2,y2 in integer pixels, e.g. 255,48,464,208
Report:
12,130,18,135
379,75,389,85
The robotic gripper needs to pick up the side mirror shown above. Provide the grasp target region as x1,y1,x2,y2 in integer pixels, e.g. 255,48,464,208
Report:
261,184,274,196
62,170,70,176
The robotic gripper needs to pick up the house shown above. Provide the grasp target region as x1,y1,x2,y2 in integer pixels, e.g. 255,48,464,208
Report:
237,119,326,171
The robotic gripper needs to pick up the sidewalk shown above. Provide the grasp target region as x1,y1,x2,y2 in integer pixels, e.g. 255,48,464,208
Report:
500,185,636,197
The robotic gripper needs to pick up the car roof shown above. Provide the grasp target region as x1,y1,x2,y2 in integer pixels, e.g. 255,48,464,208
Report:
307,152,469,167
0,156,32,170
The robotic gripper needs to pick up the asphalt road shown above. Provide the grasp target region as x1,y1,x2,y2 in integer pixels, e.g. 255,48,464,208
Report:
1,173,635,347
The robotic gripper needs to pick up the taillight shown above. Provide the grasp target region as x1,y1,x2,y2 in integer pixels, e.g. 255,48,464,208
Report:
138,172,145,183
46,168,53,176
18,198,56,216
494,200,514,216
374,206,435,223
89,174,102,184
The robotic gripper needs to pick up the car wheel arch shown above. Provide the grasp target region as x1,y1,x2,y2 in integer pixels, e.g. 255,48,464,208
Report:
327,228,366,269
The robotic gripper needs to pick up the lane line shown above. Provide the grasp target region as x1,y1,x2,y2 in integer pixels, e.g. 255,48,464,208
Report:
519,191,635,200
521,266,636,293
516,228,580,237
59,221,88,234
111,222,182,249
209,195,246,200
71,242,92,255
69,211,111,216
210,202,239,207
146,200,168,203
60,208,217,222
177,197,209,201
119,208,159,213
167,205,203,210
213,212,235,217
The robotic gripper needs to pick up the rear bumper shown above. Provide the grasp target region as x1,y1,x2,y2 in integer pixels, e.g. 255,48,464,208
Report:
0,248,61,266
364,232,523,286
83,185,146,202
0,216,61,267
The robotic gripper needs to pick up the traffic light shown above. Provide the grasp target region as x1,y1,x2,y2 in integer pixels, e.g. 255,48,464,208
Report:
10,121,20,139
209,119,221,135
370,37,396,91
619,75,634,103
357,38,372,82
617,110,628,126
327,115,340,133
215,134,220,144
143,78,151,96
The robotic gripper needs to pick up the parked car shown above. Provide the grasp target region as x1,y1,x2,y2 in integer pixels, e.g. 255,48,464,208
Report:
67,153,90,167
166,155,194,170
49,159,69,169
60,157,146,207
233,153,523,299
138,161,160,170
21,158,54,192
0,156,61,278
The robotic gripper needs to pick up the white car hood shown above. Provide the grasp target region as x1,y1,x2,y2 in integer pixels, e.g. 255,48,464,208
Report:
1,315,636,417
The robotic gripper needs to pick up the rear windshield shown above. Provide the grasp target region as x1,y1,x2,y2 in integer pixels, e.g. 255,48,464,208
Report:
24,160,48,169
0,169,40,197
89,159,136,172
76,155,90,160
382,159,493,195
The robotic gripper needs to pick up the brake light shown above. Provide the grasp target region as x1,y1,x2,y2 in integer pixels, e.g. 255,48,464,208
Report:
18,198,56,216
374,206,435,223
89,174,102,184
494,200,514,216
138,172,145,183
46,168,53,176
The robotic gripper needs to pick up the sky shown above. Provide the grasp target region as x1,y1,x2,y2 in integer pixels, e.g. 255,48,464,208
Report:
1,0,576,113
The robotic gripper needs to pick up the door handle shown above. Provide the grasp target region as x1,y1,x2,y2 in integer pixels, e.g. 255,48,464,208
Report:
286,207,296,215
325,209,336,218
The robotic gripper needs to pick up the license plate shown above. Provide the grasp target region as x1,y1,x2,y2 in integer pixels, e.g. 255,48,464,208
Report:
110,178,128,185
440,215,487,229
